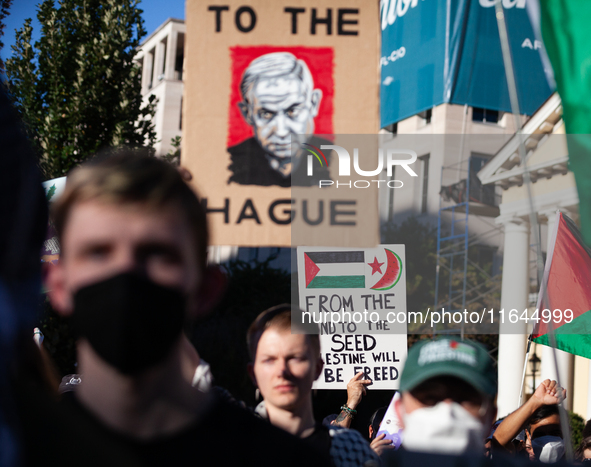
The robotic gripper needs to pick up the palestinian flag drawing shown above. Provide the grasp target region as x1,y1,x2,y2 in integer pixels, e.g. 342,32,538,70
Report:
532,212,591,359
305,251,366,288
304,248,403,290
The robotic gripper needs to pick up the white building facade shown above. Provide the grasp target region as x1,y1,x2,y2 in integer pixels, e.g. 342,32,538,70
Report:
379,103,521,226
136,18,185,156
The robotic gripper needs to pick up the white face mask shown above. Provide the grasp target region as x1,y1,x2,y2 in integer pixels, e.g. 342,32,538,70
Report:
532,436,565,463
192,359,213,392
402,401,485,455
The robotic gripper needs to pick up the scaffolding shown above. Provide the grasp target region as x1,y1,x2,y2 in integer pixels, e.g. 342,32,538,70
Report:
434,159,502,337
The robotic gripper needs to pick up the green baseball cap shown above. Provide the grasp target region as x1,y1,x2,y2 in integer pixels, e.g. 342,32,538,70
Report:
400,337,497,396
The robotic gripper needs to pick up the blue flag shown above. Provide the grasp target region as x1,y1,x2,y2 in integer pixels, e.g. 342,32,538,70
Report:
380,0,553,128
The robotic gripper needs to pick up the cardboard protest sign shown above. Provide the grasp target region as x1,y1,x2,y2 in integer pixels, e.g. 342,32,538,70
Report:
183,0,380,246
296,245,407,389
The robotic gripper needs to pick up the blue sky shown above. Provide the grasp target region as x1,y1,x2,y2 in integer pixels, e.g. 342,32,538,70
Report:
1,0,185,62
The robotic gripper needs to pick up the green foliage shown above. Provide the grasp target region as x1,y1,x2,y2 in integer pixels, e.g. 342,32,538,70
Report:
382,217,438,322
6,0,156,180
433,245,501,335
570,411,585,449
0,0,12,52
0,0,13,93
162,135,181,166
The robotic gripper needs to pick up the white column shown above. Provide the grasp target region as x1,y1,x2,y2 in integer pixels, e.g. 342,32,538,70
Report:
497,217,530,417
153,40,165,86
141,51,153,95
539,209,574,410
165,30,178,81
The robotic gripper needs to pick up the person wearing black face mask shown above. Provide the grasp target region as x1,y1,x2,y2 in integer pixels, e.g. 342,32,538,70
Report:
44,151,330,467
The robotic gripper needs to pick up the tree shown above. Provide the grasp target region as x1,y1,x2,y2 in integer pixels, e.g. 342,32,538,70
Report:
0,0,12,94
570,411,585,449
163,135,181,166
382,217,438,319
0,0,12,52
6,0,156,180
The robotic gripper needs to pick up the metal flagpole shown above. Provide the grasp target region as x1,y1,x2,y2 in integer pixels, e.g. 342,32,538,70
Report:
494,3,573,461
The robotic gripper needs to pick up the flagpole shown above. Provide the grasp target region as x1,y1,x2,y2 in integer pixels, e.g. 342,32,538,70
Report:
494,5,573,461
493,2,544,286
542,273,573,462
532,211,574,462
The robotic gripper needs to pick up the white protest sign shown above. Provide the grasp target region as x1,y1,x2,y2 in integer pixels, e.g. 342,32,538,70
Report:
296,245,407,389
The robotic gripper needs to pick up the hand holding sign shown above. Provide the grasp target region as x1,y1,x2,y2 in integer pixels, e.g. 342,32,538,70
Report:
370,433,395,457
332,372,372,428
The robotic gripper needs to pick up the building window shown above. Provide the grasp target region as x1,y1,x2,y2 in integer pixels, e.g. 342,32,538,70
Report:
147,47,155,89
418,108,432,124
175,33,185,81
469,153,498,206
472,107,499,124
158,37,167,81
419,154,430,214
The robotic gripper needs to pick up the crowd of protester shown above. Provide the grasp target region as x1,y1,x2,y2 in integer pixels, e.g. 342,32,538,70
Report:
1,80,589,467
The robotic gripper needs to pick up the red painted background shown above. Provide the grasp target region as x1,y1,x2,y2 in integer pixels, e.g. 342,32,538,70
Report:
227,45,334,148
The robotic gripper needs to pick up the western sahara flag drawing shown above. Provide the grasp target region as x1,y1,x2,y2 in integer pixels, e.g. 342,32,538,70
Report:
532,212,591,359
304,249,402,290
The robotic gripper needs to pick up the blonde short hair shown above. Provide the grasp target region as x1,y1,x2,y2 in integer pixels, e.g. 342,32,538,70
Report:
52,149,208,269
247,304,320,360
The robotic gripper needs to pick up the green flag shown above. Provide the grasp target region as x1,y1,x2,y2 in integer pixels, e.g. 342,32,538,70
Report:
540,1,591,246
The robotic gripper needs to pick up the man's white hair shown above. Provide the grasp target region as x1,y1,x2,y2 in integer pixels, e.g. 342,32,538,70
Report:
240,52,315,102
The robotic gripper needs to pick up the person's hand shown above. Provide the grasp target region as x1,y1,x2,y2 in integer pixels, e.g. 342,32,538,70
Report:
346,372,372,409
370,433,394,456
177,166,193,182
532,379,566,406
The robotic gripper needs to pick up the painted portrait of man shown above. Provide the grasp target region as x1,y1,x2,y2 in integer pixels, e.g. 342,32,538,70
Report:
227,51,332,187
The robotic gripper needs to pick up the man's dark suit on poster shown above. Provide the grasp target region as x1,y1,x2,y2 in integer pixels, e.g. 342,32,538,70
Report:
227,137,330,187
